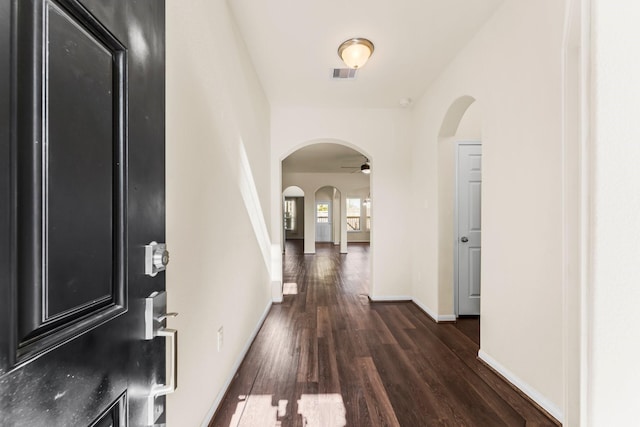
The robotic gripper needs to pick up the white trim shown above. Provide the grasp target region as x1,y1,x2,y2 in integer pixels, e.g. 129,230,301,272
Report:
579,0,591,422
200,301,273,427
437,314,457,322
478,349,564,424
412,298,456,323
368,295,412,302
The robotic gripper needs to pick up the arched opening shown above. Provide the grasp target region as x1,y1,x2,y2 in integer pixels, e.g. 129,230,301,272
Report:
281,141,371,255
438,96,482,338
279,140,372,296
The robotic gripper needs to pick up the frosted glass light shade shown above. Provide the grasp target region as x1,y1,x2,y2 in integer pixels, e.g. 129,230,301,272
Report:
338,38,374,69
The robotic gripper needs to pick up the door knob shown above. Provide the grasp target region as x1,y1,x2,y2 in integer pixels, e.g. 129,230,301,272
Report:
460,236,469,242
145,241,169,277
153,248,169,270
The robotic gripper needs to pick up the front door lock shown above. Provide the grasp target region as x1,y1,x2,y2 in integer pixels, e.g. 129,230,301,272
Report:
145,241,169,277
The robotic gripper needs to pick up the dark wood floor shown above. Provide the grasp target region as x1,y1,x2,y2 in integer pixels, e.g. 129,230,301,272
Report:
210,241,559,427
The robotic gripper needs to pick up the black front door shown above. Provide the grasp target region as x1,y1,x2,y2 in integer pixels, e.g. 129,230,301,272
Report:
0,0,167,425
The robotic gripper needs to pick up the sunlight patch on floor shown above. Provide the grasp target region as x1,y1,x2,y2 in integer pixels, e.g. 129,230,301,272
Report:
283,282,298,294
298,394,346,427
229,394,346,427
229,395,286,427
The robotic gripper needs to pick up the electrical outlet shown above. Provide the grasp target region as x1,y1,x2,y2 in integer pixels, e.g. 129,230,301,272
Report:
217,326,223,352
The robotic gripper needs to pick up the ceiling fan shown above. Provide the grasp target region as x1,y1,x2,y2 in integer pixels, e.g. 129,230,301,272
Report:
341,157,371,174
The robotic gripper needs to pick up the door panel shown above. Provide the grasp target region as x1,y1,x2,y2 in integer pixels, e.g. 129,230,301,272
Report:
14,0,127,361
46,0,118,318
469,248,481,297
457,144,482,315
468,181,482,232
1,0,166,425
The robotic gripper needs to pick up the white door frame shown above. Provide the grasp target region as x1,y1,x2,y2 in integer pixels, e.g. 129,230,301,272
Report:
454,140,482,316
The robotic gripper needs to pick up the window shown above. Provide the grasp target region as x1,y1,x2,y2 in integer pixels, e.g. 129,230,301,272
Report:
346,198,361,231
284,199,296,231
317,202,329,223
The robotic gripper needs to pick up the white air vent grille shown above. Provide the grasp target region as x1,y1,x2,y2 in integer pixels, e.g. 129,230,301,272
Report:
332,68,357,79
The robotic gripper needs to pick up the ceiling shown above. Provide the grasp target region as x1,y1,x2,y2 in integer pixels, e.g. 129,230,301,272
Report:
228,0,503,109
282,143,368,174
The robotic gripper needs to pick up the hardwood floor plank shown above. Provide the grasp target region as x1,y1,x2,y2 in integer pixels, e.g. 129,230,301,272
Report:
356,357,401,427
369,310,399,345
317,306,332,339
296,328,319,383
333,330,373,426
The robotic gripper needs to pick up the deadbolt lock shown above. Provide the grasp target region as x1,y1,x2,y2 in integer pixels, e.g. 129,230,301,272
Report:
145,241,169,277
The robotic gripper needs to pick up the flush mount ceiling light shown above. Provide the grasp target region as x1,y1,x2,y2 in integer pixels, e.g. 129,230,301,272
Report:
338,38,374,69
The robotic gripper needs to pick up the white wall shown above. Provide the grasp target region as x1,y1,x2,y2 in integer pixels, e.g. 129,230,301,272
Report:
410,0,566,420
166,1,273,425
589,1,640,424
272,109,413,299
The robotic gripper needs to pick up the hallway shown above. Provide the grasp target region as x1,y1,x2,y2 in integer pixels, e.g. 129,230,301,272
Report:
210,241,558,426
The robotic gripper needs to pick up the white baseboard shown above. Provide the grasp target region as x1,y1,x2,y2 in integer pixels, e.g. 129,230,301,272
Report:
477,349,563,424
368,295,412,302
200,301,273,427
412,298,456,323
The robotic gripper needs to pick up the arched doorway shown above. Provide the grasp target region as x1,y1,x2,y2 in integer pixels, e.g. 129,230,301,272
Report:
437,96,482,318
281,142,371,255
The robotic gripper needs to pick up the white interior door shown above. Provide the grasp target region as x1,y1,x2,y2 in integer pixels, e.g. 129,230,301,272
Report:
457,143,482,315
316,201,332,242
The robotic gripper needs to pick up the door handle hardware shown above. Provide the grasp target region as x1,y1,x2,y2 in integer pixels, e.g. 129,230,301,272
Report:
460,236,469,243
144,291,179,425
144,293,179,339
154,328,178,395
145,241,169,277
156,312,178,322
147,327,178,425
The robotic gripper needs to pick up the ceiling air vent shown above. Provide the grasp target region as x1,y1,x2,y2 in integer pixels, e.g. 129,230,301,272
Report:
332,68,357,79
